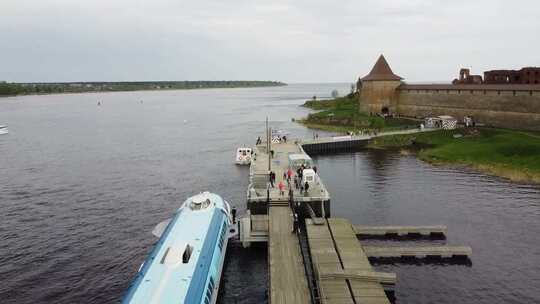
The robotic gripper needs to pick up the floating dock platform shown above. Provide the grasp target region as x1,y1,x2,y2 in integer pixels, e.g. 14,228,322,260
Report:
239,134,471,304
354,225,447,237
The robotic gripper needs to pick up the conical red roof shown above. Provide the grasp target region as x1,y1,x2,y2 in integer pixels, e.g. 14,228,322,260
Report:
361,55,402,81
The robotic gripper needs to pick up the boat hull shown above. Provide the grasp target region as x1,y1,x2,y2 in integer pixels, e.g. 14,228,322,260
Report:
235,159,251,165
122,192,231,304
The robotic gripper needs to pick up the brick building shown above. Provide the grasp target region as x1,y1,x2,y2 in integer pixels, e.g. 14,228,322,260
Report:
452,68,483,84
484,67,540,84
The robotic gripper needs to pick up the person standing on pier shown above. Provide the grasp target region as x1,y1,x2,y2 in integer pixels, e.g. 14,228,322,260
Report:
269,171,275,188
292,213,298,234
256,136,261,145
304,181,309,196
287,168,293,181
278,181,285,196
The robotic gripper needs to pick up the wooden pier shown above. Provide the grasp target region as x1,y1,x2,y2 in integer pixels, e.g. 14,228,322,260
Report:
239,134,471,304
269,207,310,303
306,218,391,304
245,141,329,304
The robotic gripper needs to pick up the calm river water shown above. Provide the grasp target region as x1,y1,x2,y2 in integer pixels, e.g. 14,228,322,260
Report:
0,84,539,304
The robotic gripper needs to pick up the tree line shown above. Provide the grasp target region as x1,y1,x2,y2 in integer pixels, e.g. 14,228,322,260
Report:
0,81,286,97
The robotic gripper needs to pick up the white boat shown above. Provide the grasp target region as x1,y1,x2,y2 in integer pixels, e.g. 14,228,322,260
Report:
123,192,233,304
235,147,252,165
0,125,8,135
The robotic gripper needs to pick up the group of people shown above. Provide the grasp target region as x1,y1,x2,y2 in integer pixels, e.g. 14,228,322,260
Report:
294,164,317,195
268,165,317,197
464,116,476,127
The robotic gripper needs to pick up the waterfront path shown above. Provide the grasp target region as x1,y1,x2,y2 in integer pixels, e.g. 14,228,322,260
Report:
301,127,437,146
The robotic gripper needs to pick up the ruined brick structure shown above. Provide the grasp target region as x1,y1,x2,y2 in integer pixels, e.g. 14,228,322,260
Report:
484,67,540,84
452,68,483,84
359,55,540,130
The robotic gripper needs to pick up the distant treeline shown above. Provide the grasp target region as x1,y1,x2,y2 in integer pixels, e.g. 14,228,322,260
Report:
0,80,286,97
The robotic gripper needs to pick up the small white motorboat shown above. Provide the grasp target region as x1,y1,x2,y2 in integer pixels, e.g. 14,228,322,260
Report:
235,147,252,165
0,125,8,135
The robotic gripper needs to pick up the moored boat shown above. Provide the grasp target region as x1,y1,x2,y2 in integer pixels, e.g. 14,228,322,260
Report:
0,125,8,135
235,147,252,165
122,192,233,304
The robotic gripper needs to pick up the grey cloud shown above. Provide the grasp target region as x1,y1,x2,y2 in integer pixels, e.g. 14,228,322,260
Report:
0,0,538,83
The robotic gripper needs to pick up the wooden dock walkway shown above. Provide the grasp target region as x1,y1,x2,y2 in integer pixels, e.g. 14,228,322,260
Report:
246,141,330,304
306,218,391,304
241,133,471,304
269,206,310,304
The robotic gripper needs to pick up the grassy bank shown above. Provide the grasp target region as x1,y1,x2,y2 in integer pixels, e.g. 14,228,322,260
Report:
369,128,540,183
300,93,418,132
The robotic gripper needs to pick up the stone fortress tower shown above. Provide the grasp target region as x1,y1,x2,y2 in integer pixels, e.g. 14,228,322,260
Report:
359,55,402,115
357,54,540,130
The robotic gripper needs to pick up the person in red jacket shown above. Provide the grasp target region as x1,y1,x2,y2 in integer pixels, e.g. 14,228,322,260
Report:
278,181,285,196
287,168,293,181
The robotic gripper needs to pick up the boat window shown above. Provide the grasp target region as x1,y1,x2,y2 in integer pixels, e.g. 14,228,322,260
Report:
205,282,213,304
182,244,193,263
190,199,211,210
218,222,227,251
223,201,230,214
160,247,171,264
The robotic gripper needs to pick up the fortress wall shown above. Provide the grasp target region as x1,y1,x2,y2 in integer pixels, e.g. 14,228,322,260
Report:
397,88,540,130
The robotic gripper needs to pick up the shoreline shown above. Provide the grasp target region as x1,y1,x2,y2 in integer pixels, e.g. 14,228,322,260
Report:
396,146,540,184
298,97,540,185
0,82,287,98
369,130,540,185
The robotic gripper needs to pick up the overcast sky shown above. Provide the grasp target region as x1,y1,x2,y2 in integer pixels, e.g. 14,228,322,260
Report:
1,0,539,83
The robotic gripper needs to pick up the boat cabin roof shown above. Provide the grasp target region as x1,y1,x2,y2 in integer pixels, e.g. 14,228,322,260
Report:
288,153,312,161
288,153,313,168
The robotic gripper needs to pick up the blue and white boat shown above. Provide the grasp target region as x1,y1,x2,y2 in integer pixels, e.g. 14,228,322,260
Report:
123,192,233,304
